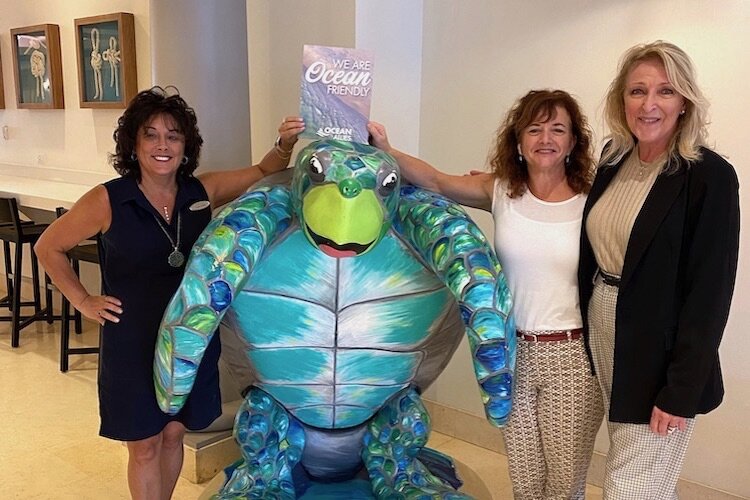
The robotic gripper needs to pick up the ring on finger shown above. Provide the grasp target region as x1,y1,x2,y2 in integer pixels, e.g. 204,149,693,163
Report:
667,425,678,434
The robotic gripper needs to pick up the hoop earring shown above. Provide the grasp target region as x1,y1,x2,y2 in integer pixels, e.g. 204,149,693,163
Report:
518,153,524,164
181,156,189,166
565,154,571,167
130,152,137,162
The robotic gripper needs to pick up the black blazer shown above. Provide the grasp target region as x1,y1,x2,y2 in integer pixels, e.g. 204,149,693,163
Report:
579,147,740,423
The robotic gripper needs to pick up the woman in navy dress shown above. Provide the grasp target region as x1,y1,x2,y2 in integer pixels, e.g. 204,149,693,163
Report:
36,87,304,499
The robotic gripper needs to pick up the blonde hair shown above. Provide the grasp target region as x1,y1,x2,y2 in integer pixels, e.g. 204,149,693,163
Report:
601,41,709,171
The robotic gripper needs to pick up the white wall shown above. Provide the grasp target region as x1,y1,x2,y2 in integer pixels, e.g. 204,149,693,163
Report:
246,0,355,162
355,0,423,156
0,0,151,174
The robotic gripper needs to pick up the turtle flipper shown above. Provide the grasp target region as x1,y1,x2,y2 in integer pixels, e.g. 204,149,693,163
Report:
154,186,293,415
213,388,305,499
394,186,515,427
363,387,474,499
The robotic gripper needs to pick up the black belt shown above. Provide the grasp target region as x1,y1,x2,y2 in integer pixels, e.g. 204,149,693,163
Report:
597,269,621,287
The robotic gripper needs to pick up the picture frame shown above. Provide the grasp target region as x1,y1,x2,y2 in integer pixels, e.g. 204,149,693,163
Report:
10,24,64,109
74,13,137,109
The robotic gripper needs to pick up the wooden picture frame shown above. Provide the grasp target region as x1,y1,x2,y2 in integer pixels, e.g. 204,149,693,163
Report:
0,48,5,109
10,24,64,109
74,13,137,109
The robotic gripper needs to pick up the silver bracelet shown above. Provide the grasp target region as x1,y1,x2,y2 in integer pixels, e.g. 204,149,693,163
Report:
274,136,293,158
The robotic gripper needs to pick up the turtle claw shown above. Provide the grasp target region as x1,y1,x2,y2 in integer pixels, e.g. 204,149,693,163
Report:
213,388,305,499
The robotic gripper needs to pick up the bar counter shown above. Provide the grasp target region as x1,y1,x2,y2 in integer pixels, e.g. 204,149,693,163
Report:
0,163,115,211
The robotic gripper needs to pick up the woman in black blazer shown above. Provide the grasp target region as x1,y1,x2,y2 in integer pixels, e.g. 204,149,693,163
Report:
579,41,739,499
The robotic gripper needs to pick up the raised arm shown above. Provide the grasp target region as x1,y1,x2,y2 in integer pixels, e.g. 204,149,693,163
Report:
199,117,304,207
34,186,122,325
367,122,494,211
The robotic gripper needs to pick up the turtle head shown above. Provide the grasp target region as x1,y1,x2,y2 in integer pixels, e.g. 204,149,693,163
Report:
291,139,400,258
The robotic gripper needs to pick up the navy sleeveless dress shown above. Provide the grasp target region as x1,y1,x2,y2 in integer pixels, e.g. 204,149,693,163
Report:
98,176,221,441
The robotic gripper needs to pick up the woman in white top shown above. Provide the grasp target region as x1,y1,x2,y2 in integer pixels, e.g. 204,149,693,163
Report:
368,89,603,500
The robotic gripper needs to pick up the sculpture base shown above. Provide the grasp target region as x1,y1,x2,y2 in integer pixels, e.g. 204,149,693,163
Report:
198,458,492,499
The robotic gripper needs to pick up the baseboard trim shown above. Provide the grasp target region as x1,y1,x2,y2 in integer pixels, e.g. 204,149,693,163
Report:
423,399,746,500
182,431,238,484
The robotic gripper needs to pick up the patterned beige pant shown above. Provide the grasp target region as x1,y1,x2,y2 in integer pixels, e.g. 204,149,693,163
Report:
503,336,603,500
589,276,694,500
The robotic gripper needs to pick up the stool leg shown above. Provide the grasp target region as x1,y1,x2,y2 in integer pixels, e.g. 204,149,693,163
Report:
60,295,71,372
74,311,83,334
72,260,83,334
44,273,54,324
11,241,22,348
2,241,13,310
30,249,42,314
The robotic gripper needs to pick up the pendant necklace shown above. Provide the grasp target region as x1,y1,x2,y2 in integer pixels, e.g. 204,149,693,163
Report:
635,145,647,179
635,146,659,180
152,211,184,267
637,159,647,180
636,155,652,180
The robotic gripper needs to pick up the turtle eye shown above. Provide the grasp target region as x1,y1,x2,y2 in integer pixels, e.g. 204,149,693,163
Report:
308,155,325,183
378,170,399,196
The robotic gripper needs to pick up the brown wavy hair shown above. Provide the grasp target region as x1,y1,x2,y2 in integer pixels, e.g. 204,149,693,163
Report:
110,86,203,181
489,89,594,198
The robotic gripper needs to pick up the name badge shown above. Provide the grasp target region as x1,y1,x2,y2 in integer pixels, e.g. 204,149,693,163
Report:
189,200,211,211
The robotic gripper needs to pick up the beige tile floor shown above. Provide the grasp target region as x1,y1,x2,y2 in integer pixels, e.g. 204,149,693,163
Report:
0,300,602,499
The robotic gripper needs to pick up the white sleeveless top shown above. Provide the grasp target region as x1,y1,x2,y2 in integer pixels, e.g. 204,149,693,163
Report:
491,180,585,331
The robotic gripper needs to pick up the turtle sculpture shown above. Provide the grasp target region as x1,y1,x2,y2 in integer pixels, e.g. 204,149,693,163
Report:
154,139,515,499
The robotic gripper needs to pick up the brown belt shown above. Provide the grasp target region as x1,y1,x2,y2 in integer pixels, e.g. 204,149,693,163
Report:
516,328,583,342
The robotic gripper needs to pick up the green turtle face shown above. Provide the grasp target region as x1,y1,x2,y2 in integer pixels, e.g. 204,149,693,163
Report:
291,139,400,258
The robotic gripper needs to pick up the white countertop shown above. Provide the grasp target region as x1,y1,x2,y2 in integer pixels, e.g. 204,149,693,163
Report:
0,163,116,211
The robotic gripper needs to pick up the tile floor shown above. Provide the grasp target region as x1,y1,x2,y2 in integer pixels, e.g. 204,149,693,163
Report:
0,300,603,499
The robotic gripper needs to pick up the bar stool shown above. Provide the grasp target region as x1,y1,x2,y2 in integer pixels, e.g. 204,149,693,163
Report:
55,207,101,372
0,197,52,347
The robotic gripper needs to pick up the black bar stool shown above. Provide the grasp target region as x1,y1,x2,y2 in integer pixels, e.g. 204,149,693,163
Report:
54,207,101,372
0,197,54,347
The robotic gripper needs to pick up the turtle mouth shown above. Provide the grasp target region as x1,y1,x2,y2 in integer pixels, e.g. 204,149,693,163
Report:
306,225,372,258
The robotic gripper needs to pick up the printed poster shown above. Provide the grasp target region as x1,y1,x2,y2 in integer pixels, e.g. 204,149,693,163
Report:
299,44,374,144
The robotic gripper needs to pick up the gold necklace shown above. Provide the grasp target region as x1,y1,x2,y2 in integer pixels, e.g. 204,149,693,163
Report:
636,155,656,180
637,158,647,179
138,183,174,223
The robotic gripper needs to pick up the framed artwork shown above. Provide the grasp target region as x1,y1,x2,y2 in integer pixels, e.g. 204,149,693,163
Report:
74,13,137,109
10,24,64,109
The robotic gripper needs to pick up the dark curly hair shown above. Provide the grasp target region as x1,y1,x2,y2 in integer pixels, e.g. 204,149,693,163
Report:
489,89,594,198
110,86,203,180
